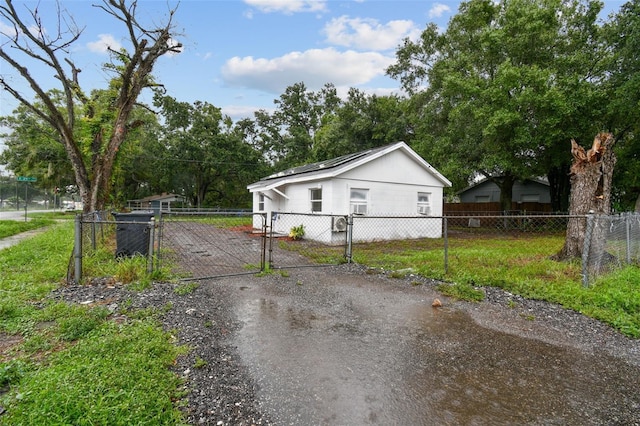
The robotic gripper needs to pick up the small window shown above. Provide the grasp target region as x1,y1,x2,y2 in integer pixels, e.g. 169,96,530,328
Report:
417,192,431,215
310,188,322,212
521,194,540,202
258,193,265,211
350,188,368,215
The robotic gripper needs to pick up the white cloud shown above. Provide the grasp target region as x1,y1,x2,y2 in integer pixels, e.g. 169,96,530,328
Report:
323,16,420,51
243,0,327,14
1,21,41,39
221,47,394,94
222,104,274,120
429,3,451,19
166,37,183,57
0,21,17,37
86,34,122,54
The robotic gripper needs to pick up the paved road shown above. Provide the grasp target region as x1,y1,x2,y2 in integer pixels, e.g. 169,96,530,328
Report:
212,267,640,425
0,209,55,221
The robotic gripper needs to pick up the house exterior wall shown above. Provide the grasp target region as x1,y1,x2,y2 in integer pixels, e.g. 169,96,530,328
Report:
269,212,443,244
251,144,448,241
459,180,551,204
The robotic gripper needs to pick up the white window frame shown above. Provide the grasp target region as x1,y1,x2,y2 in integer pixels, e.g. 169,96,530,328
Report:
310,188,322,213
350,188,368,215
521,194,541,202
417,192,431,215
258,193,265,211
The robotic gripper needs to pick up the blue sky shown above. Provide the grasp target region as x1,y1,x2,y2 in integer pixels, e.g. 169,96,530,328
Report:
0,0,627,125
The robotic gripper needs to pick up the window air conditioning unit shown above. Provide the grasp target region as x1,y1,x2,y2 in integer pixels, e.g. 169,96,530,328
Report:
418,205,431,215
332,216,347,232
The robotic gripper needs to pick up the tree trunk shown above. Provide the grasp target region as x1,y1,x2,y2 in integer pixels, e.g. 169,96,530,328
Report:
555,133,616,260
548,164,571,212
0,1,181,215
487,174,515,213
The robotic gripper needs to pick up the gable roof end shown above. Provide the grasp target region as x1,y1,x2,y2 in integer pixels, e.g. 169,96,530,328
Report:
247,141,451,191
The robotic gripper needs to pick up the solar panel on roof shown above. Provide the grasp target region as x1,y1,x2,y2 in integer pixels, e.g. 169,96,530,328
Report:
260,145,390,182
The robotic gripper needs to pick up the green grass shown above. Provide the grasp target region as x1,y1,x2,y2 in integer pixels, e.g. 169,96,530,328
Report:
3,320,187,425
165,215,253,228
0,222,189,425
0,218,55,239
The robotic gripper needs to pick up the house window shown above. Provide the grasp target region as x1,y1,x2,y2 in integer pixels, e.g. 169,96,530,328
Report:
521,194,540,202
350,188,368,215
310,188,322,212
417,192,431,215
258,193,265,211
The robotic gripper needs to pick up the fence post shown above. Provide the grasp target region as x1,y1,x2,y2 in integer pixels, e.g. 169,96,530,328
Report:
91,212,97,251
260,213,267,271
626,212,631,265
346,214,353,263
443,216,449,274
74,214,82,284
146,217,155,274
268,213,275,269
156,211,164,271
581,214,594,287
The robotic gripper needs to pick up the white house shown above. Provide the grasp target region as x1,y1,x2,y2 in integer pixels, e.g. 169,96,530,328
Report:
247,142,452,243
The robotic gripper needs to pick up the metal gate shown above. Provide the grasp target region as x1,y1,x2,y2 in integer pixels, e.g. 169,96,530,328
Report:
158,211,267,280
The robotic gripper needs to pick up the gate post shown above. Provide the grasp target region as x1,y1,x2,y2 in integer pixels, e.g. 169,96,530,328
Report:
346,214,353,263
443,216,448,274
625,212,631,264
581,214,594,287
74,214,82,284
147,217,155,274
268,212,276,269
260,213,267,271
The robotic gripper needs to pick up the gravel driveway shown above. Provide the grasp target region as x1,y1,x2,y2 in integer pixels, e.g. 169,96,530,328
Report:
53,264,640,425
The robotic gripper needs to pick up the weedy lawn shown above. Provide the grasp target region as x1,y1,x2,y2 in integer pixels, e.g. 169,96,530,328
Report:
0,217,638,424
0,221,188,425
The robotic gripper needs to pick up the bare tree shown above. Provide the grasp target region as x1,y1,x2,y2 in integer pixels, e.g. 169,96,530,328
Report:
0,0,181,212
555,132,616,260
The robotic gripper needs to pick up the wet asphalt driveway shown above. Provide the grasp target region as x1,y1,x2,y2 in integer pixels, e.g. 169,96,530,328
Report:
206,266,640,425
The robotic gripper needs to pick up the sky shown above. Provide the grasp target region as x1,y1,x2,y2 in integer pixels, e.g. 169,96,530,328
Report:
0,0,628,142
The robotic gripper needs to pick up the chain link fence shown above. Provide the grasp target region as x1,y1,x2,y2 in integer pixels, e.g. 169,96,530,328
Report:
69,210,156,283
157,211,267,281
583,212,640,285
268,212,349,269
346,214,577,278
70,210,637,286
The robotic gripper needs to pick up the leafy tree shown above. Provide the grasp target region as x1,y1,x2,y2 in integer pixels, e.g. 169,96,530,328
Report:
154,95,267,208
0,96,74,194
108,107,166,207
272,82,341,166
387,0,608,211
0,0,181,212
604,0,640,211
247,82,340,168
313,89,410,160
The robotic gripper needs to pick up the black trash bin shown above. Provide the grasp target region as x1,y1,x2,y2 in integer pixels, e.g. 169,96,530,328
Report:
113,211,154,258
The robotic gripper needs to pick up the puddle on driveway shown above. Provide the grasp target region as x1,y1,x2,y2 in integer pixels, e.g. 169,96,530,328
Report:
231,279,640,425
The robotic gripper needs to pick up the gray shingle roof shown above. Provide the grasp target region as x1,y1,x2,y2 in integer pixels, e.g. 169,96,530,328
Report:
259,144,391,182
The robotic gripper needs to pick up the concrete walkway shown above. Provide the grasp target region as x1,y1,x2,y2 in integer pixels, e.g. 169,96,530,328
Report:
0,209,53,250
0,229,45,251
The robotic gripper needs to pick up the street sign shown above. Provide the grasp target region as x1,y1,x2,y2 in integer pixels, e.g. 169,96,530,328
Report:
16,176,37,182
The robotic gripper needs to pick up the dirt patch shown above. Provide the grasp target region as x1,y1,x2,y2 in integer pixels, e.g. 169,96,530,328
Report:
0,334,22,362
